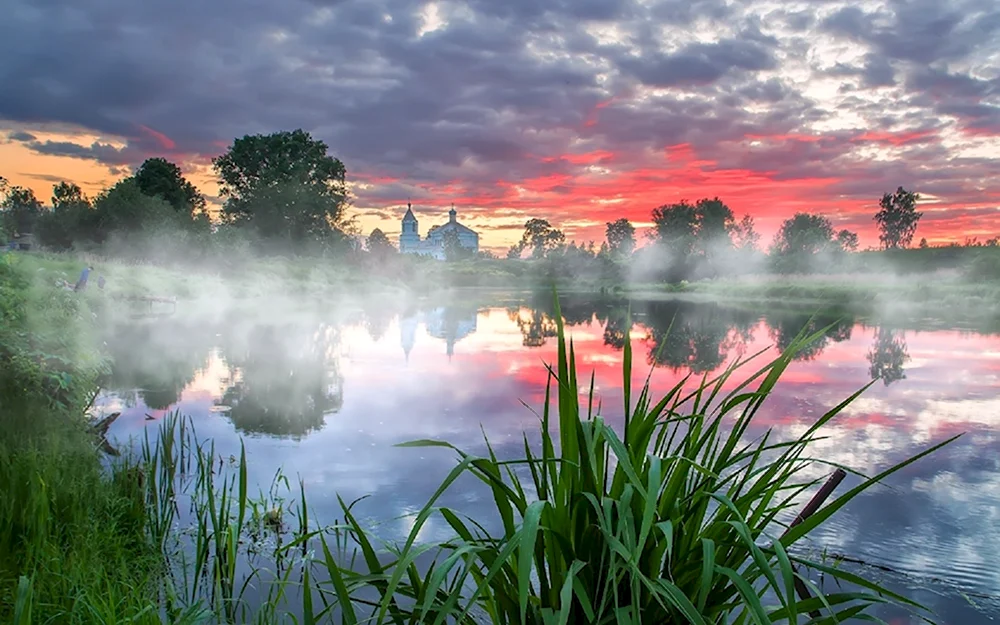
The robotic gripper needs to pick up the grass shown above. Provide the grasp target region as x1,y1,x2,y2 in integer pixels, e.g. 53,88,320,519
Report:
0,252,165,623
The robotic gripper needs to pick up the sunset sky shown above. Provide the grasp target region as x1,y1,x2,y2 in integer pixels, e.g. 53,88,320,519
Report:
1,0,998,252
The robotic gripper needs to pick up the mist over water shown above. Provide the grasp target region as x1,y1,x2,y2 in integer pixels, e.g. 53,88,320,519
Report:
93,293,1000,624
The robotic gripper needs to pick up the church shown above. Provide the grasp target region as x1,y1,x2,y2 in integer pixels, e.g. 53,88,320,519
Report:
398,203,480,260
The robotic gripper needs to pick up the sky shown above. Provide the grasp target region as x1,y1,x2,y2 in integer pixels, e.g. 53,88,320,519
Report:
1,0,999,252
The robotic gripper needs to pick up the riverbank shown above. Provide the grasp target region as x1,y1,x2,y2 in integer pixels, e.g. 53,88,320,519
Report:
0,253,164,622
642,271,1000,327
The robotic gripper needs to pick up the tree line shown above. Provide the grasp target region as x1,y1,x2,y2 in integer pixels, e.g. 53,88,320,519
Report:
0,129,356,260
0,124,985,280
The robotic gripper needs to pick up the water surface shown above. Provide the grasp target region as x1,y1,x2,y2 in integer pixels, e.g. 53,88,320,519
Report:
98,294,1000,623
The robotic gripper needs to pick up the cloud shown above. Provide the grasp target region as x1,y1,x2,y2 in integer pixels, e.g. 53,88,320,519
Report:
7,130,36,142
0,0,998,247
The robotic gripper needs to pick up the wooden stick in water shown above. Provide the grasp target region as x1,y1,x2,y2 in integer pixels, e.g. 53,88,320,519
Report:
778,468,847,618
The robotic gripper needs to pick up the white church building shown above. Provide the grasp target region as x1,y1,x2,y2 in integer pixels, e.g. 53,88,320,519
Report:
399,203,479,260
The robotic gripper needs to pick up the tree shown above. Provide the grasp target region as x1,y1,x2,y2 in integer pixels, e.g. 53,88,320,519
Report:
874,186,922,249
732,214,760,252
1,184,43,237
442,228,469,262
135,157,206,216
605,218,636,258
91,177,175,236
35,182,93,249
770,213,837,256
213,129,350,247
366,228,395,260
835,229,859,252
918,237,929,249
769,214,844,275
519,218,565,259
51,182,90,211
651,201,698,256
506,242,524,259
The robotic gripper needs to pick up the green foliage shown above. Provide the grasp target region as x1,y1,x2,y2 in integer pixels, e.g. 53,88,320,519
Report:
367,227,396,260
835,229,859,252
768,213,852,273
1,183,43,237
443,228,474,262
134,157,207,216
649,197,746,280
605,218,636,258
874,186,922,250
214,129,351,249
966,248,1000,282
518,218,565,259
732,214,760,252
0,255,163,623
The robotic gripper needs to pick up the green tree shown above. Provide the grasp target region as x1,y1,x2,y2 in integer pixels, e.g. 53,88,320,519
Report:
91,178,175,237
651,201,698,257
506,242,525,259
51,182,90,211
835,229,859,252
770,213,837,257
213,129,350,248
874,186,922,249
519,218,565,259
1,183,43,237
36,182,93,249
134,157,206,216
366,227,395,260
605,218,636,258
732,214,760,252
442,228,471,262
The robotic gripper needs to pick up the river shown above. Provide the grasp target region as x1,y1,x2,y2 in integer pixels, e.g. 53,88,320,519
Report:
96,293,1000,624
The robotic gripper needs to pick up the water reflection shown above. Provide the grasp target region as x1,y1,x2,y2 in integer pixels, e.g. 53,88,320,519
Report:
96,294,1000,624
868,327,910,386
218,322,344,439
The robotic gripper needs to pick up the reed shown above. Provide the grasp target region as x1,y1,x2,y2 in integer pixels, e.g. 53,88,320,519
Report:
311,297,955,624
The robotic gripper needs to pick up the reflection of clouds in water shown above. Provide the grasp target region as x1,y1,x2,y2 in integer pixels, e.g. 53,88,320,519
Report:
100,299,1000,623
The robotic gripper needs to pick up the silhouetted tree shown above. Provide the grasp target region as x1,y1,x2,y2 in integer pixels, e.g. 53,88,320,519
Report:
367,228,395,260
518,218,565,259
732,214,761,252
605,218,636,258
135,157,206,216
442,228,471,262
0,183,43,237
836,229,859,252
874,186,922,250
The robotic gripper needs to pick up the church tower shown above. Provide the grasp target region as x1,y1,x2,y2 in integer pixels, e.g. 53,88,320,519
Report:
400,202,420,254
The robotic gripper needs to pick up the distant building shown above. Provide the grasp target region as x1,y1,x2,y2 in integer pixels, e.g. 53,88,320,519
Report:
399,203,479,260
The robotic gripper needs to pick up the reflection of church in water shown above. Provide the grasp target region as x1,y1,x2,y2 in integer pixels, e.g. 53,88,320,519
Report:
399,306,478,360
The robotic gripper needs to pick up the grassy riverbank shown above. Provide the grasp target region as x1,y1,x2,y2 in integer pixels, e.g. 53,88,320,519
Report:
0,252,165,622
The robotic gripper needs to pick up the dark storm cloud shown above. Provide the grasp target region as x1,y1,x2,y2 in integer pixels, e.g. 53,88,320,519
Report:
0,0,997,215
7,131,36,142
617,37,778,88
